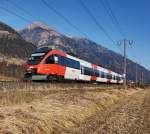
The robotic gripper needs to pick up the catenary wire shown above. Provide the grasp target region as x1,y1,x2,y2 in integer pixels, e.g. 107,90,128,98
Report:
79,0,116,45
40,0,88,38
99,0,125,38
0,6,31,23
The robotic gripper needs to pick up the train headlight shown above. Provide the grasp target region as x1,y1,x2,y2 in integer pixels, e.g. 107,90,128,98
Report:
26,68,32,73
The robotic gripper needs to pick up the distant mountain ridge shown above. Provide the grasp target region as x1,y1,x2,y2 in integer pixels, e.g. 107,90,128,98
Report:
0,21,37,78
18,22,62,47
0,21,36,58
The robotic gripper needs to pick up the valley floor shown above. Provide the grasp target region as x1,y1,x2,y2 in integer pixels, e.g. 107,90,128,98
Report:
0,86,149,134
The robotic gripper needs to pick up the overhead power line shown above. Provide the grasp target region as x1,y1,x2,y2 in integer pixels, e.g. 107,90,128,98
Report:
5,0,88,38
40,0,88,37
5,0,49,32
6,0,38,21
79,0,116,44
0,6,31,23
98,0,125,38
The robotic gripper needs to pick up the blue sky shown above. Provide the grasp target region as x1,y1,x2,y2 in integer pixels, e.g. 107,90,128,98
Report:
0,0,150,70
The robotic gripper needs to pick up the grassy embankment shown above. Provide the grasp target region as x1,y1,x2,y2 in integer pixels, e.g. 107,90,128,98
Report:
0,54,25,80
0,83,141,134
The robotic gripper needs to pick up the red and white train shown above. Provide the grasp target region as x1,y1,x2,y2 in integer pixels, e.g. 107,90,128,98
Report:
24,48,124,84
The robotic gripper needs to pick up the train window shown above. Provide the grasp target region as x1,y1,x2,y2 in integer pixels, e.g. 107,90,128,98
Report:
112,75,116,80
74,61,80,69
81,66,84,74
90,68,94,76
58,56,65,66
99,71,101,77
57,55,80,69
45,56,55,64
116,76,121,81
107,74,112,79
115,76,118,80
120,76,123,81
94,70,99,77
66,58,73,68
101,72,105,78
99,71,102,77
84,67,88,75
83,67,89,75
83,67,93,76
65,58,80,69
27,54,45,65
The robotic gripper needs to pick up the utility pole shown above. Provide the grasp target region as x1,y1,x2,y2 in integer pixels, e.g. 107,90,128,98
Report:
141,72,144,85
118,39,133,90
135,62,138,85
140,71,142,85
123,39,127,90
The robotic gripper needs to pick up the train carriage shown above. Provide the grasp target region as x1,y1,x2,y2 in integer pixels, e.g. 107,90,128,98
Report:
24,48,124,84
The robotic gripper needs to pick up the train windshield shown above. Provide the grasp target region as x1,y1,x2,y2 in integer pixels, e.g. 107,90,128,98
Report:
27,53,45,65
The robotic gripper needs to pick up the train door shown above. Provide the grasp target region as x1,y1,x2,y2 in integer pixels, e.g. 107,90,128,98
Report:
64,58,80,80
65,67,80,80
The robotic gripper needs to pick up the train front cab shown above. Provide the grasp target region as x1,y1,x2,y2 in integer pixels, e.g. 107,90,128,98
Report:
25,50,65,80
24,50,80,81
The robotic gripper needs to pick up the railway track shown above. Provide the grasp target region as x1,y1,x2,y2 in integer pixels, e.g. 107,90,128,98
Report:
0,80,123,91
0,80,148,91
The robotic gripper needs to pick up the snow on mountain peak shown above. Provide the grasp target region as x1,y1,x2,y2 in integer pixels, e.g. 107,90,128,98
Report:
27,22,53,31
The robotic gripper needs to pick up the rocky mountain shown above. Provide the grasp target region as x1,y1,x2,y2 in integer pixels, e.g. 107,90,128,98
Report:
19,22,150,83
0,21,36,59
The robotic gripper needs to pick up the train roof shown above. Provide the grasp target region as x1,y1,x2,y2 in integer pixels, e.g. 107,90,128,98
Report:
34,47,52,54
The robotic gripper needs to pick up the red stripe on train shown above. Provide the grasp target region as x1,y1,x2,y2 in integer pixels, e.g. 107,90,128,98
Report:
92,64,97,69
91,76,97,81
107,70,112,83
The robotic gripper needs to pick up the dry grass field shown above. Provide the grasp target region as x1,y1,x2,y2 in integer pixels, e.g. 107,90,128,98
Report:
0,76,19,81
0,83,149,134
0,54,25,79
0,54,25,66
